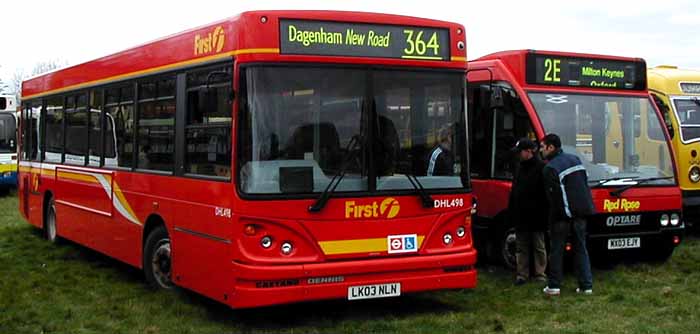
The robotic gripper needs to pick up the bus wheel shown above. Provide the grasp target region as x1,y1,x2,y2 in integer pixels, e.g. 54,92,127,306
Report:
144,226,175,290
44,197,60,244
500,227,517,270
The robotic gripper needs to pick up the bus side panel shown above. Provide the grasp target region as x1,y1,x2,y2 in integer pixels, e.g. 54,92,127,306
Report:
168,180,235,304
27,166,47,228
54,166,116,250
471,179,511,219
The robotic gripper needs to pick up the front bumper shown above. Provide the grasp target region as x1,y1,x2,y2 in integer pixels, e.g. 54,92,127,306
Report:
229,249,477,308
587,227,684,252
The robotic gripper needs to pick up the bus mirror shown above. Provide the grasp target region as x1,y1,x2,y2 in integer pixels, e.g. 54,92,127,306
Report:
490,87,505,109
279,166,314,193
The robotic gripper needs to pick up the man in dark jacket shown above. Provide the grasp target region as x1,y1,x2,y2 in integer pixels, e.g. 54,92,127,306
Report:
540,133,595,296
509,138,548,285
508,138,547,285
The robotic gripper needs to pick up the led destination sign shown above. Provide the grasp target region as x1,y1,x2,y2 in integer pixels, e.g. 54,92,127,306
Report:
526,54,646,90
280,19,451,61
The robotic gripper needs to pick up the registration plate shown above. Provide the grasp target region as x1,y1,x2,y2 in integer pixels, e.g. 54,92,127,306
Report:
608,237,641,250
348,283,401,300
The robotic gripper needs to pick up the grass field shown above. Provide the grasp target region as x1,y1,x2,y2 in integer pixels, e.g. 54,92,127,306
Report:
1,192,699,334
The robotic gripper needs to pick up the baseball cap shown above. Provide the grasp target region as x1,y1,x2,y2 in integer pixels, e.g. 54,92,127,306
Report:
511,138,537,153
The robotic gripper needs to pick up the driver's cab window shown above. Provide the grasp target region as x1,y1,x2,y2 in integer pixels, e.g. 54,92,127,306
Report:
468,81,535,180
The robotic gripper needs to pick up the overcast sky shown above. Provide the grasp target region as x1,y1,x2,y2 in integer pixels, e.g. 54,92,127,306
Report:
2,0,699,93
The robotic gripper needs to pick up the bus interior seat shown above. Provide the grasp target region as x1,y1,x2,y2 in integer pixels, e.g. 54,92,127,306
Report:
285,123,341,173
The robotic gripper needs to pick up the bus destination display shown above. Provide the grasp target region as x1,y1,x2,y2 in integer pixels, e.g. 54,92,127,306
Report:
526,54,646,90
280,19,450,61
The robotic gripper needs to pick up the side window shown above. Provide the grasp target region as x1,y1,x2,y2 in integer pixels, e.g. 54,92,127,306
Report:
468,82,535,180
185,65,233,178
651,94,672,140
29,103,40,161
88,90,103,167
467,83,492,178
137,77,175,172
65,94,89,165
44,97,64,163
105,85,134,168
20,104,28,160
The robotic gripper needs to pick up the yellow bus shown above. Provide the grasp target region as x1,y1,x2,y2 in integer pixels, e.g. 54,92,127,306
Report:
649,65,700,226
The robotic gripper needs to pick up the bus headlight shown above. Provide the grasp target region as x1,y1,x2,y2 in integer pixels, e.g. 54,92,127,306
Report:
689,167,700,183
280,242,294,255
443,233,453,245
260,236,273,249
660,214,670,227
456,226,466,238
670,213,680,226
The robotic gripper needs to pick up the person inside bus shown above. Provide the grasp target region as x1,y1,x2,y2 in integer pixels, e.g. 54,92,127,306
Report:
509,138,548,286
427,125,454,176
540,133,595,296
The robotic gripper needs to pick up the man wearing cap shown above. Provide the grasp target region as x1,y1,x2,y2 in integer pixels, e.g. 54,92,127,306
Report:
508,138,548,285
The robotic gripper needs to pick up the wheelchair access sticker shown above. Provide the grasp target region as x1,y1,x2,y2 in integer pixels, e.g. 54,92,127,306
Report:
387,234,418,254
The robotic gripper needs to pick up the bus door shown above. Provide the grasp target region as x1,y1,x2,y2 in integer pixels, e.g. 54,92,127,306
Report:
23,103,43,224
467,81,536,265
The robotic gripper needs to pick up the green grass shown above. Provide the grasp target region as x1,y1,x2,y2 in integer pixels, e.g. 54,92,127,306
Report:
1,192,699,333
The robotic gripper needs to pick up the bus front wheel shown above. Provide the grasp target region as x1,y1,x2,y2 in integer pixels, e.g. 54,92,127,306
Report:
144,225,175,290
500,227,517,270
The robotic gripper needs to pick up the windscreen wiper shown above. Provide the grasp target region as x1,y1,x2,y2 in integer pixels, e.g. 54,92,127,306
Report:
609,176,674,197
308,134,363,213
589,176,639,188
405,173,434,208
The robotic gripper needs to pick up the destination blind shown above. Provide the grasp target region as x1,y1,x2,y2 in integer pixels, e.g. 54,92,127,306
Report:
279,19,451,61
525,54,646,90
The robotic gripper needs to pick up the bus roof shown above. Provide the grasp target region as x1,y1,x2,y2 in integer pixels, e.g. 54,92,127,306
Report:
22,10,466,100
469,49,647,93
648,65,700,96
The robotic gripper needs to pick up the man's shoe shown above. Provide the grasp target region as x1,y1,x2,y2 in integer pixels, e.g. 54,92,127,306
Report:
576,288,593,295
543,286,560,296
534,276,547,283
514,278,527,286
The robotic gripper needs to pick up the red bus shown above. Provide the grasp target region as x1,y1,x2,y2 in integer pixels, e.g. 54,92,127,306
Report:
18,11,476,308
467,50,683,268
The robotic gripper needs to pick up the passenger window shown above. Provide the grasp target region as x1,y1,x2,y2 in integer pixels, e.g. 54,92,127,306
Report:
65,93,89,165
137,77,175,172
88,90,103,167
105,85,135,168
184,65,233,178
44,97,64,163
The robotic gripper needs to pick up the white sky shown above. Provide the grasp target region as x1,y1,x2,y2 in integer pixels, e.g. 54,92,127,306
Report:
2,0,700,93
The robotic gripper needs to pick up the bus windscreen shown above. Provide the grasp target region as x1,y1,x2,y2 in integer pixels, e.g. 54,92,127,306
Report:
529,92,674,184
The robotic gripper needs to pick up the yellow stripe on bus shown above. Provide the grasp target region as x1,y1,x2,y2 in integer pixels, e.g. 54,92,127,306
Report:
112,181,140,225
0,164,17,173
318,236,425,255
57,171,100,184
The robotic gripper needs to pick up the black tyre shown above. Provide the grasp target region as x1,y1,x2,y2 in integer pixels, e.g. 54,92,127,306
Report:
44,197,60,244
500,227,517,270
143,225,175,290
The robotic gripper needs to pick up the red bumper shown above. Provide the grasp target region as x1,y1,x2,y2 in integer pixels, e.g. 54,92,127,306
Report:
229,249,477,308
